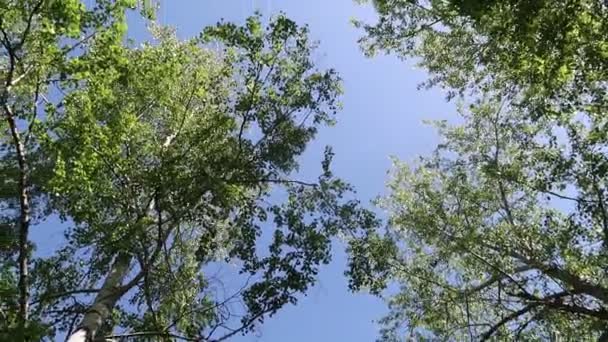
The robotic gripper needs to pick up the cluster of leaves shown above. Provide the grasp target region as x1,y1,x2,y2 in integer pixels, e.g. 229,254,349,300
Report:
361,0,607,104
1,2,377,341
1,1,142,338
353,102,608,340
348,0,608,340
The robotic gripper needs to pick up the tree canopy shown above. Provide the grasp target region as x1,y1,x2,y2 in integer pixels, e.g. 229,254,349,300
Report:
351,100,608,340
1,2,377,341
347,0,608,340
362,0,607,108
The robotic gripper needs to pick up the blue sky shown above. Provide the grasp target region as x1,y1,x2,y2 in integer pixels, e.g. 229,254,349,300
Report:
36,1,455,341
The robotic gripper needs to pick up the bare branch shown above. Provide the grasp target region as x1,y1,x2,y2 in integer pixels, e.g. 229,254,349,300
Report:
464,266,533,295
592,180,608,248
479,302,540,341
506,248,608,303
32,288,102,305
228,177,318,187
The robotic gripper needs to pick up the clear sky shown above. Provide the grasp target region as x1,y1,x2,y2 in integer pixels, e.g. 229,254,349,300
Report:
35,1,455,341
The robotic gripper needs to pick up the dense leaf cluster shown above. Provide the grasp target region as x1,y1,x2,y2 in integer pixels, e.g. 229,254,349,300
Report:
1,2,376,340
349,0,608,340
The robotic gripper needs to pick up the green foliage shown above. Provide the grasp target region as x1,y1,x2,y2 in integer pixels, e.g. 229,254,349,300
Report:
351,99,608,340
2,3,375,340
1,1,140,339
349,1,608,340
358,0,607,109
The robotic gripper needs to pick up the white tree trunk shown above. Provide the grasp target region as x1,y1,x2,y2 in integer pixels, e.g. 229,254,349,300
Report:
66,253,133,342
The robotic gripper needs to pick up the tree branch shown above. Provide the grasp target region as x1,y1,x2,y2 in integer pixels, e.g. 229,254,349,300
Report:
104,331,202,341
592,180,608,249
479,302,540,341
464,265,532,295
32,288,102,305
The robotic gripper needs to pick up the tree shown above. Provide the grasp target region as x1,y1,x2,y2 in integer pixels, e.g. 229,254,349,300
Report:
1,1,142,339
357,0,607,112
347,0,608,340
350,99,608,340
2,3,377,341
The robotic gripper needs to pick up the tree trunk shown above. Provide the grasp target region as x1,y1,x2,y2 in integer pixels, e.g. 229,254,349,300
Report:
66,253,133,342
4,85,32,339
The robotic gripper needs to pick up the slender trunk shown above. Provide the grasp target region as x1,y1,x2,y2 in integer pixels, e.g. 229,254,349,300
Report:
2,34,32,336
66,253,133,342
3,4,46,337
4,98,31,338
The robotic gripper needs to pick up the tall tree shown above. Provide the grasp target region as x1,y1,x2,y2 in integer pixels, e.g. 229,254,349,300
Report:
348,0,608,340
1,1,142,339
1,2,377,341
